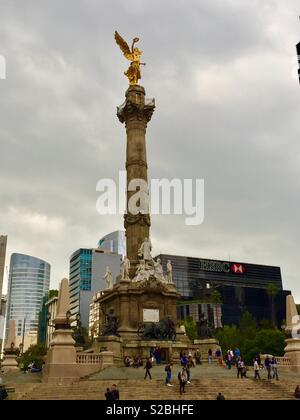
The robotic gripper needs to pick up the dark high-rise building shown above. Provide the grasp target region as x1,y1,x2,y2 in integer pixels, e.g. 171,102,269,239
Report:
157,254,290,328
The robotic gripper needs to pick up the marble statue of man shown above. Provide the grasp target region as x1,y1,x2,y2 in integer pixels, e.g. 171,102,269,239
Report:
138,237,152,261
154,258,164,282
121,256,131,280
166,260,173,283
104,266,113,289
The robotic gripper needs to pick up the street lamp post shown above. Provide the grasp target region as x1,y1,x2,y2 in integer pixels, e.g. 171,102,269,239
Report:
21,317,26,355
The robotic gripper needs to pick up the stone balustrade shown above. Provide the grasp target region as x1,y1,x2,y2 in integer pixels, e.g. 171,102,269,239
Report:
76,353,103,365
275,357,291,367
75,351,114,377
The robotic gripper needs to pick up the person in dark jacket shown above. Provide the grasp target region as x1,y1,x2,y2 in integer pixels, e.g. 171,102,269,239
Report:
0,377,8,401
216,393,225,400
111,384,120,400
144,358,152,379
265,356,272,380
178,367,187,395
105,388,113,400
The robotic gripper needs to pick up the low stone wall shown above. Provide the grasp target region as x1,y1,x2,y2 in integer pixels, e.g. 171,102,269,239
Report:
76,351,114,377
259,354,291,369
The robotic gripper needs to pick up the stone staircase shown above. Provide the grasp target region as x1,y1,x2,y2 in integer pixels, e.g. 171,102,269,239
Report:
16,378,299,400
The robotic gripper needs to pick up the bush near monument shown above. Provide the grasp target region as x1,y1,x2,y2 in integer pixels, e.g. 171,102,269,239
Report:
18,344,47,370
215,312,286,364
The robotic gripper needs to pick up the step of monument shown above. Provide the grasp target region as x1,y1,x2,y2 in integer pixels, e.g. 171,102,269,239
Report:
17,378,298,400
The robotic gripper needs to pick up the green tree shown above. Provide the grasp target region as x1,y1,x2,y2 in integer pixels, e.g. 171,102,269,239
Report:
267,284,279,327
18,344,47,370
181,316,198,341
239,311,257,340
260,318,274,330
211,290,222,304
241,329,285,364
214,325,240,354
48,289,59,300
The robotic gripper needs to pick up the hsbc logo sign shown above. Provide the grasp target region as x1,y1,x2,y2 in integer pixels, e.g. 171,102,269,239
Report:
231,264,246,274
199,260,246,275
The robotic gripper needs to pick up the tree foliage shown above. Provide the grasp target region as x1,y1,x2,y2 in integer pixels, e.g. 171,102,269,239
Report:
18,344,47,370
215,311,285,364
48,289,59,300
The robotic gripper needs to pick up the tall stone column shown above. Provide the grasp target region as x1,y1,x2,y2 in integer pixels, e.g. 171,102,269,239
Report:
117,85,155,275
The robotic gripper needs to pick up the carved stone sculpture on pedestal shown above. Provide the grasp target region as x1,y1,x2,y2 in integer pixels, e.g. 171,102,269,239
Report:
104,266,113,289
284,294,300,372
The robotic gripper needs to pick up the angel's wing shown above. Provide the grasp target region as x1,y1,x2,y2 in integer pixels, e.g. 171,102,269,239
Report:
114,31,132,60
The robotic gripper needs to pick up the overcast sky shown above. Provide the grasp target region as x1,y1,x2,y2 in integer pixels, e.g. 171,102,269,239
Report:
0,0,300,300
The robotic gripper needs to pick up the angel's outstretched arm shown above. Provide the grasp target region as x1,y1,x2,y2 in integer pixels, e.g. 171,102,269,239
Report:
131,37,140,53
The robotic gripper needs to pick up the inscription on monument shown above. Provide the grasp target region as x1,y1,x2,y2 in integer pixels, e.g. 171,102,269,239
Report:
143,309,159,323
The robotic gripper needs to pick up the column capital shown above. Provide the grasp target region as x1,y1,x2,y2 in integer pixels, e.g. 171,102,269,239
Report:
117,85,155,125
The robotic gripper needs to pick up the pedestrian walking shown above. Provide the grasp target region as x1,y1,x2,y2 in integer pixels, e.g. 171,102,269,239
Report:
254,359,261,380
208,349,213,365
165,363,173,386
216,393,225,400
216,349,222,365
111,384,120,400
236,358,243,379
186,364,191,384
178,367,187,395
194,349,201,365
271,357,279,381
227,352,232,370
181,353,187,367
265,355,272,380
144,358,152,380
105,388,114,400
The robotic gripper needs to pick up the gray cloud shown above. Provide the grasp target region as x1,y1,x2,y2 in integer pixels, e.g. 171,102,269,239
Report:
0,0,300,300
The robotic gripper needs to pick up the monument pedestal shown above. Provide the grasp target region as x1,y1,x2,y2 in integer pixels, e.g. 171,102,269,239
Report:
43,328,80,384
95,336,123,365
98,278,180,341
1,351,18,373
43,278,80,384
2,320,18,373
284,338,300,373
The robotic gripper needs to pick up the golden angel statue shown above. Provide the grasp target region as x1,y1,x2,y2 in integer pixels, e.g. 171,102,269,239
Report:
114,31,146,85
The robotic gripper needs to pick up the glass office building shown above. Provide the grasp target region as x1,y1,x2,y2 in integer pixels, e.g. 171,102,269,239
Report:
69,248,122,328
98,231,126,258
6,253,50,339
157,254,290,328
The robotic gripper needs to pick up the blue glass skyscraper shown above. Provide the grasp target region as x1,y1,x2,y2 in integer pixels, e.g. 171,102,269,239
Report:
6,253,50,339
69,248,122,328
